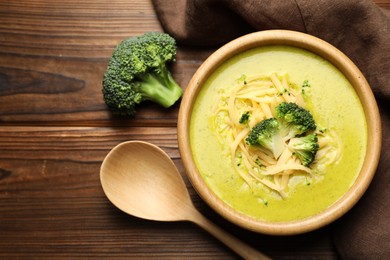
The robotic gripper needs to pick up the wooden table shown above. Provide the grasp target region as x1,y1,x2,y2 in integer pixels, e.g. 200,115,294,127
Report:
1,1,388,258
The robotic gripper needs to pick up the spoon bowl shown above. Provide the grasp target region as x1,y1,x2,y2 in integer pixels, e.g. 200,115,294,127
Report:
100,141,270,259
100,141,192,222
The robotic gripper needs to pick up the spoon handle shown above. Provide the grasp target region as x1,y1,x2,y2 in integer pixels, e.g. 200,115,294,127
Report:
189,209,271,260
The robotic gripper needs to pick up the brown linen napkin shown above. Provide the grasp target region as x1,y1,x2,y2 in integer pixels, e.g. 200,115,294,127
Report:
152,0,390,258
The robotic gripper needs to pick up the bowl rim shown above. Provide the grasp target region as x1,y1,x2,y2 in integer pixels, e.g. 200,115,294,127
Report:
177,29,382,235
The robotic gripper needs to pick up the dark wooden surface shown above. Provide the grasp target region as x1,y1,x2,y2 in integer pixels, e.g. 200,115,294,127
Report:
1,1,389,258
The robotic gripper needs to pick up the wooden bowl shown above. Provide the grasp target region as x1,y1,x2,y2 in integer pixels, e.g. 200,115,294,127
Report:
177,30,381,235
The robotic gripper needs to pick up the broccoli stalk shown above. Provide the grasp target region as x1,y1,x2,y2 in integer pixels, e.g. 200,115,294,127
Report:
288,134,319,166
102,32,183,116
245,118,284,159
137,66,182,108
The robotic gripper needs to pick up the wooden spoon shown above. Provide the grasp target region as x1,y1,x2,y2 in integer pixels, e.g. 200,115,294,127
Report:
100,140,270,260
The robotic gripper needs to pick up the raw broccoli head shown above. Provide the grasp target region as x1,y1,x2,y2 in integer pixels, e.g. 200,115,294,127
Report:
288,134,319,166
275,102,316,139
102,32,183,116
246,118,284,159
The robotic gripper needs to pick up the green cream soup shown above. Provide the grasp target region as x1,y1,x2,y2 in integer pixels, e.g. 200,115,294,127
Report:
190,45,367,222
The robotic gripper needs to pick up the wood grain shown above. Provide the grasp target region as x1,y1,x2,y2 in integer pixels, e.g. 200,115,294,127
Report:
0,0,211,126
0,0,388,258
0,127,338,258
